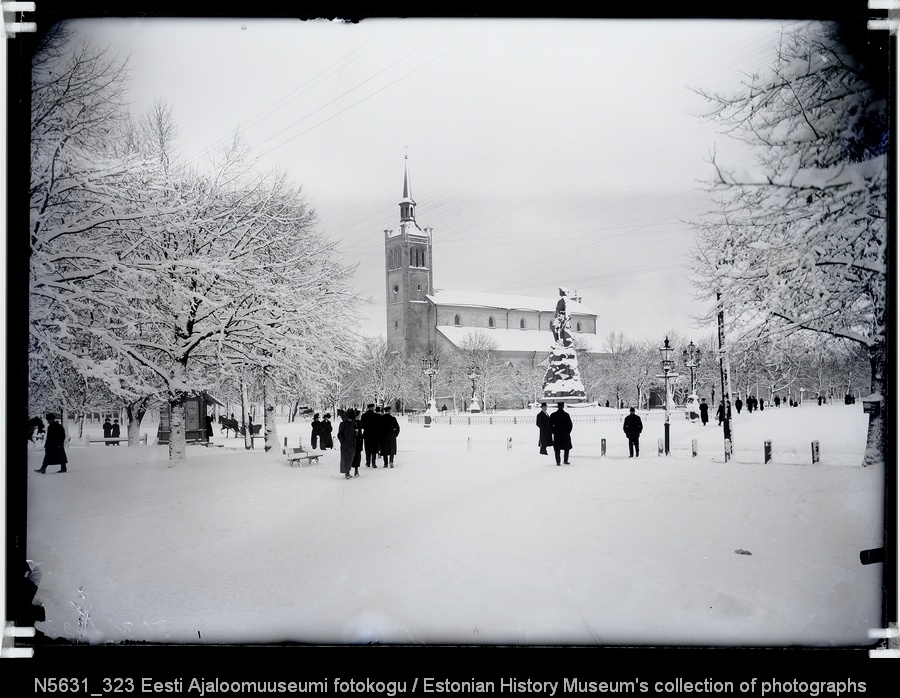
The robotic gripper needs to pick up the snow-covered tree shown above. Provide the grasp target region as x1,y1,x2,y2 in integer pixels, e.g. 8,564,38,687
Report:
29,32,362,464
690,20,888,467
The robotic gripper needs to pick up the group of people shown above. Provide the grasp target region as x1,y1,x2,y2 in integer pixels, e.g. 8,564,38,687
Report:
536,402,646,460
535,402,574,465
102,417,122,444
309,413,334,450
335,404,401,479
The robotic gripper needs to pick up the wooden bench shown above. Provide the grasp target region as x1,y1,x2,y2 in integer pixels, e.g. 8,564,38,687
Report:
285,447,321,466
89,435,148,445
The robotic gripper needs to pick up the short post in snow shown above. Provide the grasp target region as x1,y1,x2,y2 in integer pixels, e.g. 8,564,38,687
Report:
658,438,664,456
601,438,606,457
283,437,288,449
506,437,512,451
811,440,820,464
764,440,772,464
467,437,472,451
691,439,697,458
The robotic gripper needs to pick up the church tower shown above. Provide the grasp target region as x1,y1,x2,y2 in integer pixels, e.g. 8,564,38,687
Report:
385,156,433,357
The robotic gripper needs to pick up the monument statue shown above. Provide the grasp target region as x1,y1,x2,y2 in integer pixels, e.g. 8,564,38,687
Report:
541,287,586,403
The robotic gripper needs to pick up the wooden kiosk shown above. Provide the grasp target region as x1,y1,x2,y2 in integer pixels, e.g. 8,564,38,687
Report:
156,392,226,445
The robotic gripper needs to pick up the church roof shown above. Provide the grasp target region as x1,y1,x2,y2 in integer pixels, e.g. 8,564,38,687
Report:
428,289,596,316
436,325,607,354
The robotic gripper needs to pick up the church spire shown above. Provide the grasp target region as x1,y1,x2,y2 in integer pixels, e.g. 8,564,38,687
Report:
399,153,416,223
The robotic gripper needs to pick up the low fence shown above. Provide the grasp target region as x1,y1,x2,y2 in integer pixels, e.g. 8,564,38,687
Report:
407,412,671,426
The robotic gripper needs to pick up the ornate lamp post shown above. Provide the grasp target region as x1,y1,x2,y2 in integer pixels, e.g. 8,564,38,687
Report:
468,366,481,413
657,336,679,456
421,353,438,406
682,341,701,396
420,352,439,427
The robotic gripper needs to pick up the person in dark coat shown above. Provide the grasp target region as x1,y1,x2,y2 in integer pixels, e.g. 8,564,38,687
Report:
716,401,726,425
535,402,553,455
735,397,743,414
111,419,121,445
337,408,358,479
379,406,401,468
351,410,363,476
622,407,643,457
102,418,113,445
549,402,572,465
205,413,214,442
699,399,709,426
310,413,322,449
35,413,67,474
319,414,334,450
360,404,381,467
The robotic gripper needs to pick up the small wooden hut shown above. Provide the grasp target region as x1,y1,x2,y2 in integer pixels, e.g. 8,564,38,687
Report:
156,392,226,444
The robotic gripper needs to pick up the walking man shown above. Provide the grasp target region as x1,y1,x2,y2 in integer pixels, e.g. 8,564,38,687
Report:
380,406,400,468
360,404,381,467
549,402,572,466
535,402,553,455
34,413,68,474
623,407,643,458
699,398,709,426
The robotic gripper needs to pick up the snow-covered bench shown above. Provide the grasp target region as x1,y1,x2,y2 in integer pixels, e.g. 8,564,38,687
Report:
285,447,321,466
88,435,148,445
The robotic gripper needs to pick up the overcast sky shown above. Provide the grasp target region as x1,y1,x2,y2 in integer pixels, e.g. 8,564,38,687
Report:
60,16,793,344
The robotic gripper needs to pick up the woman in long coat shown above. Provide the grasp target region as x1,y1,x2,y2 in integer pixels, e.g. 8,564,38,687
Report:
310,414,322,449
319,414,334,450
35,413,67,474
337,409,356,479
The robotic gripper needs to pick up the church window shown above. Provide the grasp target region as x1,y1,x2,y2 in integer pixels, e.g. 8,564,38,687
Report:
520,319,526,329
454,314,461,326
488,316,494,328
393,284,399,296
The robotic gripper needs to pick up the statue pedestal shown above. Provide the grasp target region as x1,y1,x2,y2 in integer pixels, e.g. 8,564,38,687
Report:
469,398,481,413
541,345,585,403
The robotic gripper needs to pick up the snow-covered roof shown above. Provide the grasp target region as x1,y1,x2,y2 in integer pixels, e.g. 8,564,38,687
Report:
428,289,596,316
436,325,607,354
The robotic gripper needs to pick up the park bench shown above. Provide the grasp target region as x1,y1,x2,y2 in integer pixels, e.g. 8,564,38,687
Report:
285,447,321,466
88,435,148,445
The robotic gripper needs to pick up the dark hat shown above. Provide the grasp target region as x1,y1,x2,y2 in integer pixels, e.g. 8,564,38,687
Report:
384,406,391,412
324,413,331,418
540,402,547,408
45,412,57,420
557,402,564,407
367,403,375,409
629,407,636,413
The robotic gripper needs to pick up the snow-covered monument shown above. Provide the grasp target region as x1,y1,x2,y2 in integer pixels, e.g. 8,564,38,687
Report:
540,287,586,403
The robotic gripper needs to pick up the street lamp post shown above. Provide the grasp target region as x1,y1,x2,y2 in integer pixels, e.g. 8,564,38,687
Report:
421,353,438,406
657,336,679,456
420,352,438,427
682,341,701,396
468,366,481,413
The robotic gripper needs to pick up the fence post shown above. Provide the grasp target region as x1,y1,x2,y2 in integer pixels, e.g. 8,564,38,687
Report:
468,437,472,451
811,440,819,464
764,440,772,464
507,437,512,451
691,439,697,458
601,438,606,457
658,438,664,456
284,437,288,449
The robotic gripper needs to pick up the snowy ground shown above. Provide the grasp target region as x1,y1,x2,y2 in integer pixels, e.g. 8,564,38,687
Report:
24,403,886,647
